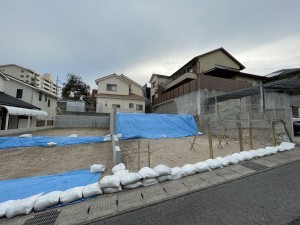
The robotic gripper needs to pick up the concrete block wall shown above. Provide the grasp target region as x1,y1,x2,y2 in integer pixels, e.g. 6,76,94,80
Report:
54,115,109,128
112,135,122,165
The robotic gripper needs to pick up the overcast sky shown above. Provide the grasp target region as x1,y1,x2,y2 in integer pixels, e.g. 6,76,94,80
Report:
1,0,300,90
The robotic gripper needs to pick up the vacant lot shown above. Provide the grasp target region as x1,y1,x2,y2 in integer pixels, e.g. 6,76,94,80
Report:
0,128,112,180
120,135,273,171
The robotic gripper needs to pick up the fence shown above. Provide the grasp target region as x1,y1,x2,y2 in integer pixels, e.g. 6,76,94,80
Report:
54,115,110,128
153,74,251,105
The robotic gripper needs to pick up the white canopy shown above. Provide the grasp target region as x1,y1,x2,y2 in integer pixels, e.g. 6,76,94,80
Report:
1,105,48,117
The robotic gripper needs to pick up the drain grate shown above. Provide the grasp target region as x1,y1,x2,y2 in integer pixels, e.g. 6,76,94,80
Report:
24,210,60,225
240,161,269,171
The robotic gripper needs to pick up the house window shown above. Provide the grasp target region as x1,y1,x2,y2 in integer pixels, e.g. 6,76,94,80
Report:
26,75,29,78
16,89,23,98
39,92,42,101
136,104,143,110
45,95,48,102
112,104,120,108
129,103,134,108
20,75,24,78
48,99,50,107
21,70,24,73
107,84,117,91
152,81,156,88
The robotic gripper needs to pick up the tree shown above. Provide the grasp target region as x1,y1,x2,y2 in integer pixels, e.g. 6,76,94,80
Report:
154,82,165,95
62,74,90,100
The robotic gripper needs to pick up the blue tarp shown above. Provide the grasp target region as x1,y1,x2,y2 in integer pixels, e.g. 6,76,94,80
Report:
0,136,105,149
0,169,100,203
116,113,199,139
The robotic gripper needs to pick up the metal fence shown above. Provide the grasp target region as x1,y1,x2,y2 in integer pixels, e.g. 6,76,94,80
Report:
153,74,251,105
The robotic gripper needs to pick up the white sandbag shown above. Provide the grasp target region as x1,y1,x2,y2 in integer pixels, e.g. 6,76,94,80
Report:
193,162,211,172
6,193,43,218
156,175,171,183
255,148,268,157
34,191,62,212
104,135,112,142
68,134,78,138
114,170,129,178
99,175,121,189
138,167,156,179
116,133,122,138
103,186,122,194
123,181,143,189
47,142,57,147
0,200,17,218
204,159,223,170
153,164,171,177
19,134,32,138
170,167,186,180
90,164,105,173
141,178,158,187
223,155,239,165
83,183,103,198
232,152,248,162
181,164,197,176
112,163,126,173
247,150,257,159
238,152,252,161
278,142,295,151
60,187,83,204
265,146,279,155
215,157,230,167
120,173,142,186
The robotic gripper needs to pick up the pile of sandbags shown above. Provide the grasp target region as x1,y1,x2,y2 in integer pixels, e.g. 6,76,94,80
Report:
138,167,158,186
153,165,171,182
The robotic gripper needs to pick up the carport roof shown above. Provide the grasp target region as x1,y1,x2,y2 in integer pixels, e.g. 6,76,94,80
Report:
205,78,300,105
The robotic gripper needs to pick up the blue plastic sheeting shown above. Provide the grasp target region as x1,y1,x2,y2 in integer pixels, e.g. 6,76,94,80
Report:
0,169,100,203
116,113,199,139
0,136,105,149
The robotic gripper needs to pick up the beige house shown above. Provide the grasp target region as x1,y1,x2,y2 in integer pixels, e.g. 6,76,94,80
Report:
159,47,263,92
95,74,146,113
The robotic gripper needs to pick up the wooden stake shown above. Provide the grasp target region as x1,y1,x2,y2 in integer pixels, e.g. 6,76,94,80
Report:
249,122,253,149
271,121,276,146
137,141,141,170
190,134,197,151
207,119,213,158
147,142,151,167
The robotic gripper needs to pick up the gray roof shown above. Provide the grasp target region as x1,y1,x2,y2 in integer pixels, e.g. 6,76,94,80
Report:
0,92,40,109
265,68,300,78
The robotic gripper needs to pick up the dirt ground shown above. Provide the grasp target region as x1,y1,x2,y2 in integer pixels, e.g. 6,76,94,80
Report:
120,135,273,172
0,128,113,180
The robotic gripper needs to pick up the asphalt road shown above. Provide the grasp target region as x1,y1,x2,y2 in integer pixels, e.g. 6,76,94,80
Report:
92,161,300,225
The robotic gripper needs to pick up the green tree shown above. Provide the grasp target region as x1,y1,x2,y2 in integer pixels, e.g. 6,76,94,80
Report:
62,74,90,100
154,82,165,95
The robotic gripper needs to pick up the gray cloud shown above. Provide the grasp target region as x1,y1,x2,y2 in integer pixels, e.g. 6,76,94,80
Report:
1,0,300,89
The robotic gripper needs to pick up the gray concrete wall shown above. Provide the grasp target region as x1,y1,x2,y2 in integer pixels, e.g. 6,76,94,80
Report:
54,115,109,128
112,135,122,165
0,126,54,136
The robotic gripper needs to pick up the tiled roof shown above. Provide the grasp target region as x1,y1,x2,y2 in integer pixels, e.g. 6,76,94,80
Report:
0,92,40,109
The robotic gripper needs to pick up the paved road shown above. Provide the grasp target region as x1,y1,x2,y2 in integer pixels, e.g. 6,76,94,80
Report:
92,161,300,225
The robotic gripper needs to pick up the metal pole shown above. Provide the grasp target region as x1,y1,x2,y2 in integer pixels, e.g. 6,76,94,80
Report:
27,116,31,128
5,114,9,130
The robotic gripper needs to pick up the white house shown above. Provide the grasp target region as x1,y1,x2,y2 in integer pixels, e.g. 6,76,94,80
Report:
0,72,48,130
95,73,146,113
3,74,58,120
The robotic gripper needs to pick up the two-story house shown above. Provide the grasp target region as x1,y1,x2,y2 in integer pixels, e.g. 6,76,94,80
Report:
153,47,263,94
0,71,48,130
149,74,169,103
95,73,146,113
3,74,58,120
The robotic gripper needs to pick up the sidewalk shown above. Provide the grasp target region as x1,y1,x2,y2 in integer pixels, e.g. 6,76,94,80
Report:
2,148,300,225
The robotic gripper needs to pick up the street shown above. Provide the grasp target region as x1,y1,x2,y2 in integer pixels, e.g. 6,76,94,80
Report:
92,161,300,225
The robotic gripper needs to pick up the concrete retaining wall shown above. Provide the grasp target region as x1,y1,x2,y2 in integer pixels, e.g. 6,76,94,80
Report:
54,115,109,128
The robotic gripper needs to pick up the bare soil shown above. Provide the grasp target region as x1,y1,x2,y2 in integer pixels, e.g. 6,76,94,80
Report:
0,128,112,180
120,135,273,172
